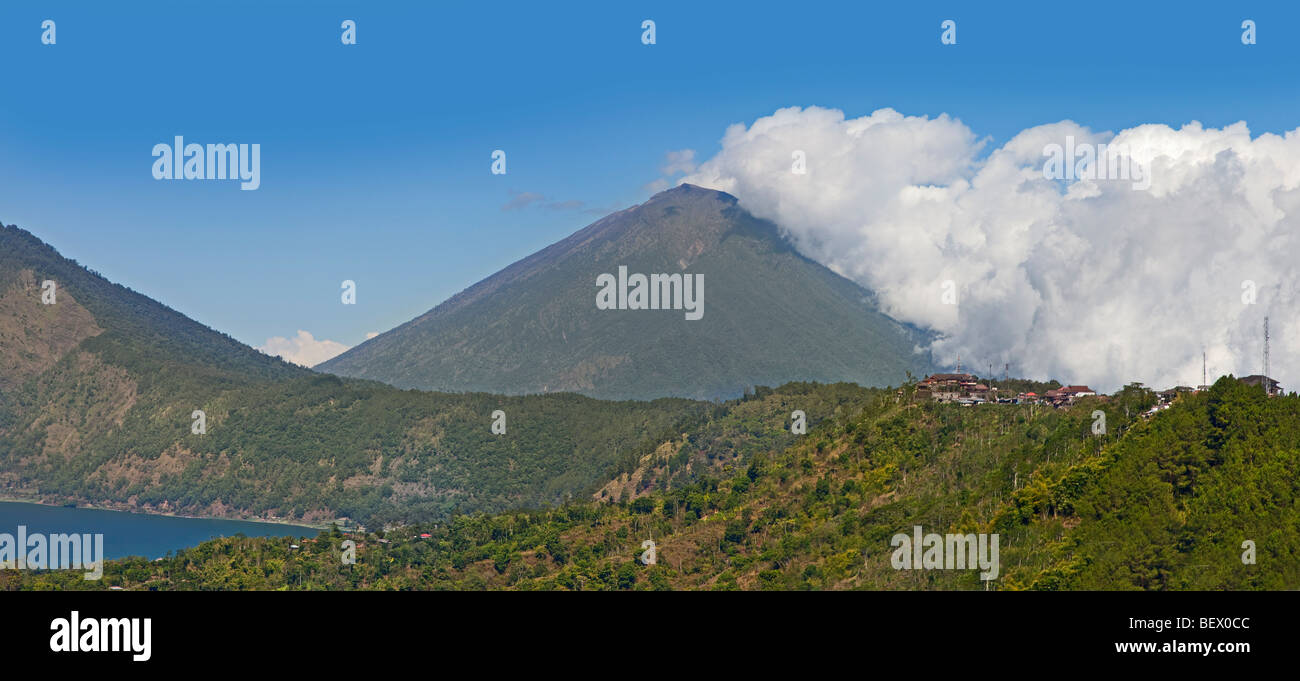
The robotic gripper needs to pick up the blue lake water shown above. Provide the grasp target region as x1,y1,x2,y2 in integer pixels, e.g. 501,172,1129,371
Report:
0,501,320,560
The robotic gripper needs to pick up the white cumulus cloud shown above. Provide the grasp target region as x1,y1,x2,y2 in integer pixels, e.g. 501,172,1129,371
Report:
660,149,697,175
683,106,1300,392
259,330,351,368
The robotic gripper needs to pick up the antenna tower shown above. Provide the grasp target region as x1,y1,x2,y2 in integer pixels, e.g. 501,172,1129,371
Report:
1264,317,1270,378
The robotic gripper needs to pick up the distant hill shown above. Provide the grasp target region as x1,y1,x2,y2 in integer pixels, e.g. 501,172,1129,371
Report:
0,222,710,527
319,184,933,400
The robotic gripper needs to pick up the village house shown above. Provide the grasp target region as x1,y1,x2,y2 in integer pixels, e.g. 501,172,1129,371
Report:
913,375,1108,408
915,373,997,404
915,373,972,402
1043,385,1096,408
1156,386,1195,405
1143,402,1171,418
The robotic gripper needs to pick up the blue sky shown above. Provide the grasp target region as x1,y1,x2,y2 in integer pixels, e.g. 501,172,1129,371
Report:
1,0,1295,360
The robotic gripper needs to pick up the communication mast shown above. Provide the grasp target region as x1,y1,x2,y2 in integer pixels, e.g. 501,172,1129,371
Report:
1264,317,1270,378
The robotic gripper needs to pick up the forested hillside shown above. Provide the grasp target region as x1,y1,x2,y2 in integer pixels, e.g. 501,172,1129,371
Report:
0,223,711,525
14,376,1294,590
0,221,926,529
1010,377,1300,589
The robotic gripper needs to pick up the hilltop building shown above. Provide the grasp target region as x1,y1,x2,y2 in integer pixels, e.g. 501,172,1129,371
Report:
915,373,996,404
914,375,1101,408
1043,385,1096,407
1157,386,1195,405
1239,375,1282,397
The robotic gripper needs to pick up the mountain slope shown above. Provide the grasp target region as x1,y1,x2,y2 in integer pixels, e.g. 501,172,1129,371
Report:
31,377,1298,590
320,185,933,400
0,222,708,526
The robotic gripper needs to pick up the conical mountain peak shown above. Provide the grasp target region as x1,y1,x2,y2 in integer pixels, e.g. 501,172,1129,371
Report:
320,191,932,400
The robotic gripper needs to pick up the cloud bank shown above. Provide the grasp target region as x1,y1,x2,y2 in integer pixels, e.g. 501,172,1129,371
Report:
682,107,1300,392
259,330,350,368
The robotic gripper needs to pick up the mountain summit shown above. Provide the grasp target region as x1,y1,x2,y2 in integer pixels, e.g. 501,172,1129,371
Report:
320,185,933,400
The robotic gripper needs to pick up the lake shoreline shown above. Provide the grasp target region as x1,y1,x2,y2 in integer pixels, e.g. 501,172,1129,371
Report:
0,493,331,532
